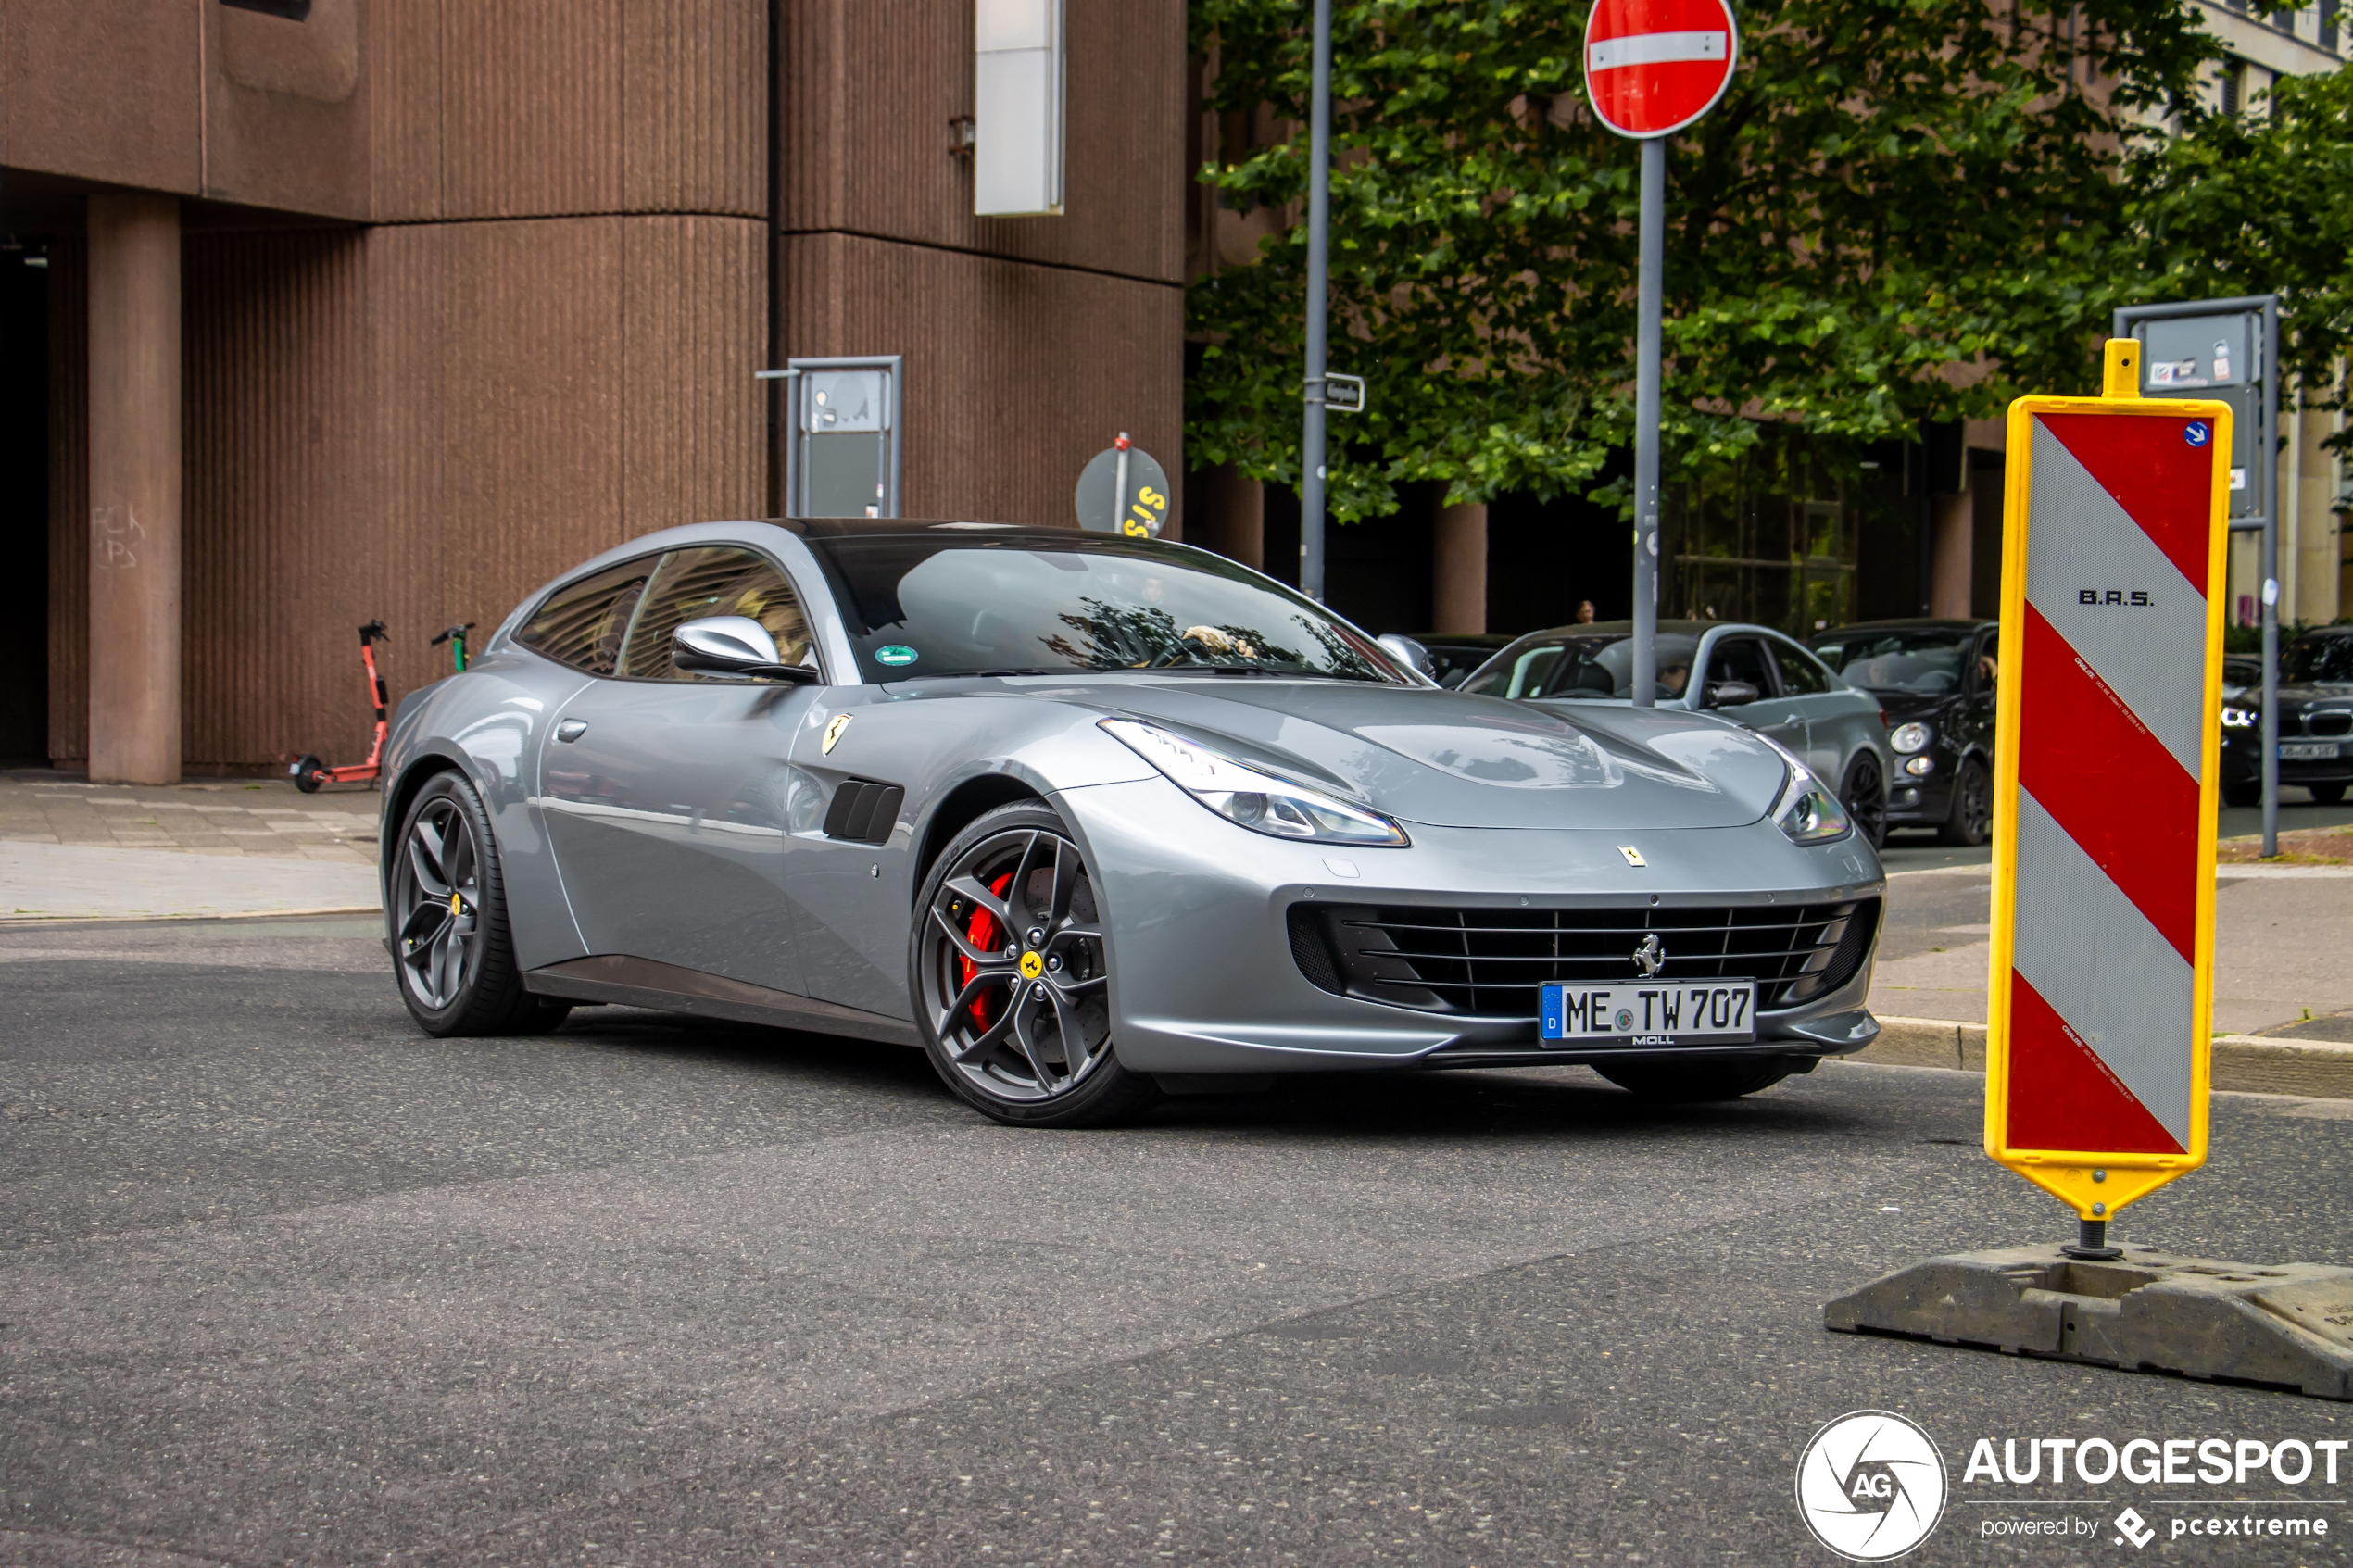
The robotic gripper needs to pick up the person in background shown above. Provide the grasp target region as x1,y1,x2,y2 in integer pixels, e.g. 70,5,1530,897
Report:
1575,599,1597,624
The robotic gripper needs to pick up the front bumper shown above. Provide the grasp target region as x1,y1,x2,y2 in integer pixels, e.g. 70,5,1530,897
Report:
2221,732,2353,787
1054,776,1885,1076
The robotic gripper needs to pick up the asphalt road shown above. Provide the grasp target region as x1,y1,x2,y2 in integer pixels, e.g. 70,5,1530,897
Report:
4,915,2350,1567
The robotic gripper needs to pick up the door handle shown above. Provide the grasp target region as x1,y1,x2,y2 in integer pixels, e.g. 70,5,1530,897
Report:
556,719,588,743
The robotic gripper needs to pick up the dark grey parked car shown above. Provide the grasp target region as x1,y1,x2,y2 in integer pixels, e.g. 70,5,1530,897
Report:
376,522,1885,1128
1458,621,1895,848
1807,619,1999,846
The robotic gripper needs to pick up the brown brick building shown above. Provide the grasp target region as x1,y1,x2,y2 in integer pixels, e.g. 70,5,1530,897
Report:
0,0,1186,781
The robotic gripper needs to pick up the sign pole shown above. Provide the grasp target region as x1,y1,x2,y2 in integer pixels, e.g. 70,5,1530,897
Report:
2111,294,2280,854
1629,135,1664,709
2260,295,2280,857
1581,0,1737,703
1298,0,1333,603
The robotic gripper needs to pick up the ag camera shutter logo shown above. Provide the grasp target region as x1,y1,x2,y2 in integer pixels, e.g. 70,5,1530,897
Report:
1795,1411,1948,1561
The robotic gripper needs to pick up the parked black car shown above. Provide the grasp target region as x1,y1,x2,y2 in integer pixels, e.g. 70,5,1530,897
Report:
1398,632,1518,688
2219,625,2353,807
1807,618,1998,846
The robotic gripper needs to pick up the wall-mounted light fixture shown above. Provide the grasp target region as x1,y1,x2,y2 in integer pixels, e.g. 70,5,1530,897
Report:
974,0,1064,217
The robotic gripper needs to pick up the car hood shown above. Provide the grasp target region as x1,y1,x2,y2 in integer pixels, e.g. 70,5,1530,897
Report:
2256,681,2353,709
1071,679,1789,830
1860,688,1950,721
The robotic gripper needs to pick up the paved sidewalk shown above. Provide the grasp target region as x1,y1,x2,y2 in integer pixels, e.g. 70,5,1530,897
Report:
1869,862,2353,1039
0,776,384,921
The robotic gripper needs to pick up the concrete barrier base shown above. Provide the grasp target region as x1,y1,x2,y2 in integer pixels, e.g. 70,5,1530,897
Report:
1826,1244,2353,1399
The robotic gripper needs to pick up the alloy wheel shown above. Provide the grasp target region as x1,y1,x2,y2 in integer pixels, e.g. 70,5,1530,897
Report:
394,795,484,1010
920,826,1111,1103
1957,760,1993,844
1845,754,1888,850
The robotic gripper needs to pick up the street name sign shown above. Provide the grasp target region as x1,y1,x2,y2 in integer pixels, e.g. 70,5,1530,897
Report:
1583,0,1739,140
1984,339,2233,1223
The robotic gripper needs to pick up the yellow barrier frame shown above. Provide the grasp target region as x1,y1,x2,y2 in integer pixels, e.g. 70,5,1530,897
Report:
1982,338,2233,1221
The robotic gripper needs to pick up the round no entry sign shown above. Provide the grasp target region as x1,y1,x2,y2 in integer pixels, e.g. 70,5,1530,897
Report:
1583,0,1740,140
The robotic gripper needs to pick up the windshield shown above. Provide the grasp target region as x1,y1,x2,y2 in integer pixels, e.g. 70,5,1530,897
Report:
1460,633,1702,702
807,533,1407,684
2283,634,2353,684
1811,628,1974,695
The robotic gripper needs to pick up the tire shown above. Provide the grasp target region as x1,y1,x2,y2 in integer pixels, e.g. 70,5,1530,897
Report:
1936,756,1993,847
291,754,325,794
387,770,561,1036
1593,1056,1799,1102
2221,777,2261,809
2309,782,2347,805
1840,751,1888,851
909,800,1159,1128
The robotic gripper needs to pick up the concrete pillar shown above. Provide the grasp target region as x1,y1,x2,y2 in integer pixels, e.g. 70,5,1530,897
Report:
2292,400,2342,626
1929,489,1972,620
85,194,181,784
1432,497,1487,633
1197,463,1264,571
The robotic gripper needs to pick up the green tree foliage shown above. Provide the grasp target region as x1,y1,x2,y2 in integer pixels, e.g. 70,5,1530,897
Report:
2124,60,2353,435
1188,0,2219,521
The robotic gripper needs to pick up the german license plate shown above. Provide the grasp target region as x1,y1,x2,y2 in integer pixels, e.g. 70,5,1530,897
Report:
2281,742,2340,760
1539,981,1757,1047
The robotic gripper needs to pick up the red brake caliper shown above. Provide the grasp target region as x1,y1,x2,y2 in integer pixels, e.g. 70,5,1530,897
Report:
958,872,1016,1029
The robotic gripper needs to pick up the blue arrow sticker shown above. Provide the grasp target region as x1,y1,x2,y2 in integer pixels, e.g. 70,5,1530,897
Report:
2184,421,2211,448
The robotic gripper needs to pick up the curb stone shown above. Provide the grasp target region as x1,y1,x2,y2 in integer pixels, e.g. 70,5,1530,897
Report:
1844,1014,2353,1099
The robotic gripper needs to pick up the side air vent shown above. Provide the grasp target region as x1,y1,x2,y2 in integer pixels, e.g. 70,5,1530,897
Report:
823,779,904,845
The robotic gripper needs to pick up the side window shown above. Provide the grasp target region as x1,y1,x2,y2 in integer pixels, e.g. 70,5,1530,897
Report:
1768,638,1833,695
1706,636,1775,696
1976,630,2001,693
513,557,657,676
620,546,818,681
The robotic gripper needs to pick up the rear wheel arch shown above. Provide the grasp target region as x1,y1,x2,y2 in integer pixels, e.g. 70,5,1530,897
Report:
383,752,472,867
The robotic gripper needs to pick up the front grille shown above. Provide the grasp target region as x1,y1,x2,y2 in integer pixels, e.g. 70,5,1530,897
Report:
2307,710,2352,739
1287,899,1880,1018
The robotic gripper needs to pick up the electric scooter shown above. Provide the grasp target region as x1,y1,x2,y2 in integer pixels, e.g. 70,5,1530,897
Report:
432,621,477,673
290,621,389,793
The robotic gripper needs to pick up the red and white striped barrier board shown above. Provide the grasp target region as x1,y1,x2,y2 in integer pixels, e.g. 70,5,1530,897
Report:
1985,340,2232,1221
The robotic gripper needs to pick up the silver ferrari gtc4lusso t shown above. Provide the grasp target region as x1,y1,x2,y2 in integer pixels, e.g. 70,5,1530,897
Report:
379,520,1885,1126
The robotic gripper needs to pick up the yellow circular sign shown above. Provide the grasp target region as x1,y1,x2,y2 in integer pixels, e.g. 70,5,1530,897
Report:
1018,951,1044,980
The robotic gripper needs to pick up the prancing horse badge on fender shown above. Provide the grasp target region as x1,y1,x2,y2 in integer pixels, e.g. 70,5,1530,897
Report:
824,713,852,754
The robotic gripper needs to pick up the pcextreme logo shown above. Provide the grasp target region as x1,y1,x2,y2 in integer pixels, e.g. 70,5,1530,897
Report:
1795,1411,1949,1561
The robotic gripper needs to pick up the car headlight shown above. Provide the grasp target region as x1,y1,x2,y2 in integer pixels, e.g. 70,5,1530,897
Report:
1099,718,1409,847
1889,721,1931,755
2220,706,2259,729
1748,731,1855,846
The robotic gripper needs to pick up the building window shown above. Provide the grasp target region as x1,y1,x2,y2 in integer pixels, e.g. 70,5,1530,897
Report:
2220,56,2244,118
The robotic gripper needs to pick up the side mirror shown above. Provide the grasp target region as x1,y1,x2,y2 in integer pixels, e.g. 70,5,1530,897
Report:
673,616,821,684
1705,679,1761,708
1377,633,1437,682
